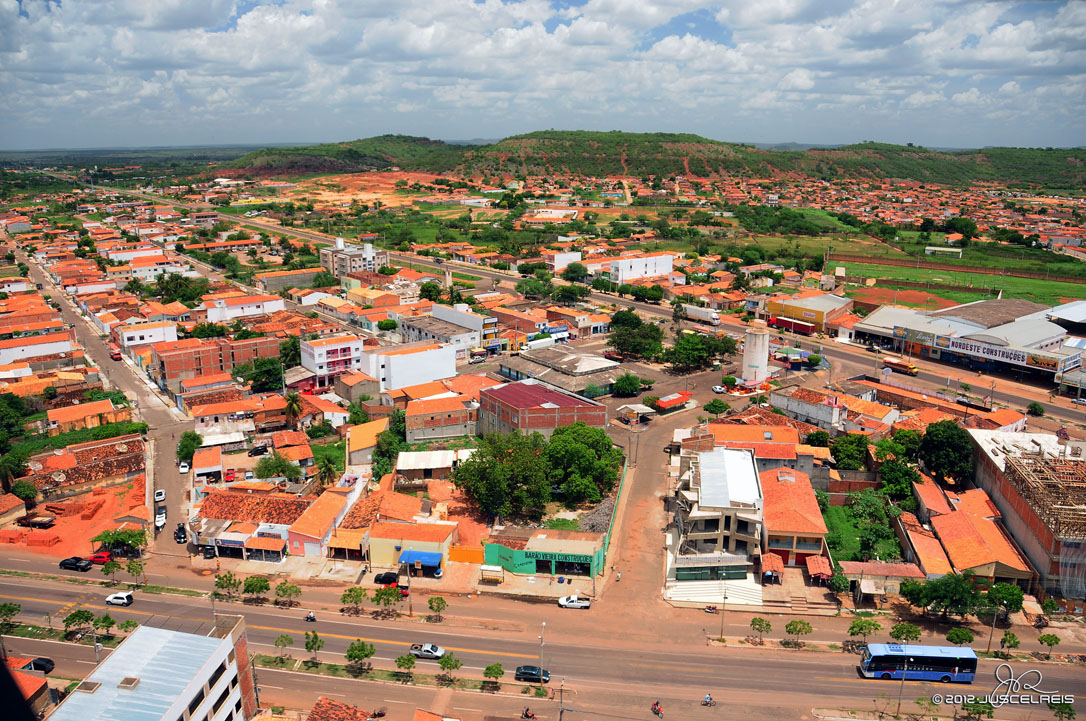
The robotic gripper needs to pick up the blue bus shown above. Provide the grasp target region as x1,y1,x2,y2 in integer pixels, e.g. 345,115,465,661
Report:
860,644,977,683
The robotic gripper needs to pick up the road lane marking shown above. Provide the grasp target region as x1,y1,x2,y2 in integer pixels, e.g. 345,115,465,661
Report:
246,623,536,660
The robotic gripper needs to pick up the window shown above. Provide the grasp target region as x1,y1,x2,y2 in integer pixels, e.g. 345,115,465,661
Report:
208,661,226,689
187,688,205,715
212,687,230,714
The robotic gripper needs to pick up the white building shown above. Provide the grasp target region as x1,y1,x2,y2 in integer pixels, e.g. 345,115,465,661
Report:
548,251,582,273
609,252,675,284
105,244,163,262
47,617,257,721
0,331,74,365
204,294,285,323
66,280,116,296
359,342,457,391
116,321,178,348
301,334,367,386
319,238,389,278
399,315,479,360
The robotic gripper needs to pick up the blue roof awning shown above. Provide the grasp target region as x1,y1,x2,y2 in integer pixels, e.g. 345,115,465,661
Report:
398,550,443,567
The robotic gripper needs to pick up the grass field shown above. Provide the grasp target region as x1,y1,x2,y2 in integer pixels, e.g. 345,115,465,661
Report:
839,262,1085,305
823,505,902,562
311,440,345,473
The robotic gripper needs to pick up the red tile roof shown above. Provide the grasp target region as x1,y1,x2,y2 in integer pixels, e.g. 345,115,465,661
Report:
307,696,373,721
899,512,953,576
760,468,827,536
912,477,952,516
930,511,1030,573
198,491,311,525
483,382,595,409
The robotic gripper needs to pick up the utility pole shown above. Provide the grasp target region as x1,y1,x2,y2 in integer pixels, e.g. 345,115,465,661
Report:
538,621,546,672
895,654,909,717
559,678,565,720
719,585,728,641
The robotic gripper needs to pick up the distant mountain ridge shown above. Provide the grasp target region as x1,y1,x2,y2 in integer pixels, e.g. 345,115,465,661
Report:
227,130,1086,187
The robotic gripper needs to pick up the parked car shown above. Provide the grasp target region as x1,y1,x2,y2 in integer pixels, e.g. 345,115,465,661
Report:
1072,398,1086,406
16,515,55,529
27,658,54,674
155,507,167,529
88,551,113,565
223,469,236,482
154,489,166,503
105,592,134,607
244,470,255,481
558,594,591,609
603,351,623,361
247,445,268,457
514,666,551,683
174,526,188,544
202,545,216,559
373,571,399,585
178,461,190,474
59,557,92,572
712,385,726,394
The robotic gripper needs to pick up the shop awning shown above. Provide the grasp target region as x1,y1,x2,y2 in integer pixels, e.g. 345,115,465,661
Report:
398,550,443,567
245,536,286,551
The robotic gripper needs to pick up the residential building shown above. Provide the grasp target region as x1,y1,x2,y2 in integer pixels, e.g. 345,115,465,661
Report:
319,239,388,278
405,396,476,443
204,295,285,324
46,398,131,435
399,315,478,359
18,434,145,499
287,491,349,557
150,336,280,396
760,467,828,567
608,252,674,284
255,267,326,292
46,616,258,721
113,320,178,349
301,334,366,387
0,330,75,365
358,343,457,392
432,303,500,353
672,447,763,580
368,520,458,570
347,417,389,466
334,370,381,404
478,380,606,439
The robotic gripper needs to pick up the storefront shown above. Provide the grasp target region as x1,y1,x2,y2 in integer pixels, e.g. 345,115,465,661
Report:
484,527,605,577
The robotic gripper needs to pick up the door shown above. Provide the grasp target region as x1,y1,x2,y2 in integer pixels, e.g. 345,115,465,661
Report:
304,542,320,557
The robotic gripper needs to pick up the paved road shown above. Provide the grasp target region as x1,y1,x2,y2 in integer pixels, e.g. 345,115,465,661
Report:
1,577,1082,720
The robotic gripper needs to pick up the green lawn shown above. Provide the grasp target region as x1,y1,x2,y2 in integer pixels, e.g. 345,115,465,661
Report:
839,262,1086,305
311,440,345,473
823,505,902,562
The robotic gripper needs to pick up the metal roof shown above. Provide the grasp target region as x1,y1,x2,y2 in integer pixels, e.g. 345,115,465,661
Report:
697,447,761,509
49,626,226,721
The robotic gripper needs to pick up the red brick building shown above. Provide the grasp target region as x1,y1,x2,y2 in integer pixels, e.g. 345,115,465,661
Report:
477,380,606,439
150,336,280,395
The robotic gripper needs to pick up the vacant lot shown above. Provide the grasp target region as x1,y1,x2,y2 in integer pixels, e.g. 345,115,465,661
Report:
848,286,962,309
838,262,1085,306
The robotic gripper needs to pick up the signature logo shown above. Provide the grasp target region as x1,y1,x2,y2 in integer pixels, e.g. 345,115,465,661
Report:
989,663,1054,708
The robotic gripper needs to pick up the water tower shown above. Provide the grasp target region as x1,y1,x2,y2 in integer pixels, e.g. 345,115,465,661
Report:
742,320,770,385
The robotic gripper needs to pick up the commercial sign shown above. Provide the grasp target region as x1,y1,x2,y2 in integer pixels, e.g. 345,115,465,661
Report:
893,326,908,340
906,328,934,346
523,551,592,564
945,337,1027,365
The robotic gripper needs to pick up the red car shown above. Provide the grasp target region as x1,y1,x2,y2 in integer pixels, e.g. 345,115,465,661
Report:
382,582,410,598
223,469,236,482
89,551,113,565
603,351,623,361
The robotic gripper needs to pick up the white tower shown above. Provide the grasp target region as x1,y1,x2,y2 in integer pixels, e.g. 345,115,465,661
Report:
742,320,770,386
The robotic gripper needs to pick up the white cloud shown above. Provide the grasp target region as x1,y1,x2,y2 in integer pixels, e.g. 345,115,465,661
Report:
0,0,1083,149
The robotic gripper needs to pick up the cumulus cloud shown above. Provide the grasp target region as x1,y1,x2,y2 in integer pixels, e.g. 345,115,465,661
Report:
0,0,1083,149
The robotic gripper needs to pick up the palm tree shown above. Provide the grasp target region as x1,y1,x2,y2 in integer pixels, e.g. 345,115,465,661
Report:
316,456,338,487
284,392,303,429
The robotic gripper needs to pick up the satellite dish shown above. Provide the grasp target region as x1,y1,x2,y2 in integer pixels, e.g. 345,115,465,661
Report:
52,471,66,482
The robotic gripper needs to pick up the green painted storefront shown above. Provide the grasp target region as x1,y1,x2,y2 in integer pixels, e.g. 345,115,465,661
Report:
484,541,606,577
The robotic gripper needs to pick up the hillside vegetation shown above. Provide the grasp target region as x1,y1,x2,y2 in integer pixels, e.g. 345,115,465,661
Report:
228,131,1085,187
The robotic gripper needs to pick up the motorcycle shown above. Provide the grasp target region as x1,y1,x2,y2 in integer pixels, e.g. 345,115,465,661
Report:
521,710,536,719
304,613,316,622
367,712,385,720
702,699,717,707
651,703,663,717
704,605,718,614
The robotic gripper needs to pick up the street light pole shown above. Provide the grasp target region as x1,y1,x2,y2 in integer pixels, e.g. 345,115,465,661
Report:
538,621,546,672
895,655,909,717
719,585,728,641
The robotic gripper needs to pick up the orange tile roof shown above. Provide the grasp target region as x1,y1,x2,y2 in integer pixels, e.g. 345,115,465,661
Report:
244,535,287,551
279,445,314,463
441,373,501,400
707,423,800,444
305,334,361,347
289,491,347,539
406,396,470,416
46,398,114,424
376,343,441,357
760,468,827,535
340,489,422,528
369,520,455,543
192,447,222,468
912,477,952,516
347,417,389,453
954,488,1001,519
983,408,1025,427
899,512,953,576
10,668,46,700
392,380,450,401
930,511,1031,573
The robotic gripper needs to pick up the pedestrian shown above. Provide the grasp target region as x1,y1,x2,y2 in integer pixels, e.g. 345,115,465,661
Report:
617,571,621,582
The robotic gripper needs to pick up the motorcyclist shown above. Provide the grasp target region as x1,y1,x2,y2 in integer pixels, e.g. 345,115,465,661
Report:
305,611,315,621
705,692,713,705
521,708,534,719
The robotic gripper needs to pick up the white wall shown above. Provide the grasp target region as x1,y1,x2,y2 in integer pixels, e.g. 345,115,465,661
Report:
207,297,286,323
0,337,72,365
432,303,484,332
360,344,457,391
120,323,178,347
550,251,582,272
609,254,674,284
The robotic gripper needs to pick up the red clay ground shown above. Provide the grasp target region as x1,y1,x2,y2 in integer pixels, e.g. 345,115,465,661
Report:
426,480,489,547
0,475,147,559
849,286,958,309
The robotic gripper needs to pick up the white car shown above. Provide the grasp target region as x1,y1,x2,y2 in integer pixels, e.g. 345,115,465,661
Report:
154,489,165,503
244,470,255,481
154,508,167,529
106,591,133,607
558,594,592,609
178,461,190,474
712,385,726,394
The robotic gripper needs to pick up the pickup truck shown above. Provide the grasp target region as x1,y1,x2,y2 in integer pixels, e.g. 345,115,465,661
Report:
409,643,446,660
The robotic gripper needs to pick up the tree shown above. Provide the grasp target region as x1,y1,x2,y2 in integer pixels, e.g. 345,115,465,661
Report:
125,558,145,586
784,619,812,646
340,586,367,615
807,354,823,366
275,582,301,607
900,571,983,618
946,627,974,646
1048,702,1076,721
482,662,504,689
274,633,294,659
214,571,241,600
243,576,271,602
372,586,402,617
419,281,443,301
395,653,416,681
119,619,138,634
1000,630,1019,656
0,602,20,629
304,630,324,661
1026,401,1045,417
827,571,850,596
101,559,122,584
750,617,771,641
453,431,551,519
93,529,147,556
721,375,738,388
1037,633,1060,659
985,582,1024,618
612,372,641,397
960,700,995,720
377,319,398,332
704,399,729,418
581,383,603,398
879,459,920,500
42,385,58,401
889,622,921,644
663,332,715,372
831,434,868,471
805,430,830,447
10,479,37,504
94,613,115,636
892,429,922,461
254,452,301,481
560,263,588,283
191,322,229,338
315,455,339,487
920,420,974,483
64,609,94,634
284,392,303,429
1041,597,1059,615
437,652,462,682
848,618,881,645
428,596,447,622
345,639,376,675
279,336,301,368
311,271,337,287
177,431,203,463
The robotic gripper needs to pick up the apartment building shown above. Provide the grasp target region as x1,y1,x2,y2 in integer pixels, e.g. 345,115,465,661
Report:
47,616,257,721
150,336,280,395
319,238,389,278
432,303,500,351
358,343,457,392
300,334,366,387
399,315,478,359
203,294,285,324
608,252,674,284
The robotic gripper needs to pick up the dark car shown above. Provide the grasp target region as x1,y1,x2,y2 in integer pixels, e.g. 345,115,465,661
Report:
514,665,550,683
373,572,399,585
202,546,216,559
247,445,268,457
174,527,188,544
27,658,54,674
59,557,92,572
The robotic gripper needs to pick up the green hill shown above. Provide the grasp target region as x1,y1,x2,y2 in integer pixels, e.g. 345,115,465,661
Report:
229,131,1086,187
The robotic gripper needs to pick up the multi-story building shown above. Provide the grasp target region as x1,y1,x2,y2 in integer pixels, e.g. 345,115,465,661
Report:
399,315,478,359
765,293,854,333
0,330,76,365
432,303,500,352
760,467,828,568
319,238,389,278
405,396,477,443
149,336,280,395
300,334,366,387
608,252,674,284
47,615,258,721
477,379,606,439
112,320,178,349
203,294,285,324
672,447,763,581
358,343,457,392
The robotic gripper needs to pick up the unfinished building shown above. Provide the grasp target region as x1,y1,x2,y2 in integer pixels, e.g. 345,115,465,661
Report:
969,429,1086,599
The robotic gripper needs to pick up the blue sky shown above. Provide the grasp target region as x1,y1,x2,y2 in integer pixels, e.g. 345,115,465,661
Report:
1,0,1083,150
